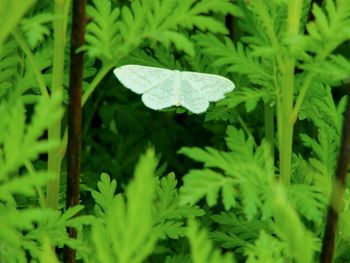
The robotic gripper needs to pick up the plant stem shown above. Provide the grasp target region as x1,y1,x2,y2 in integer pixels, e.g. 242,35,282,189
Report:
277,0,303,185
12,30,49,97
64,0,87,262
46,0,67,209
264,102,275,160
54,64,112,162
321,86,350,263
290,72,315,123
81,63,112,106
24,161,46,208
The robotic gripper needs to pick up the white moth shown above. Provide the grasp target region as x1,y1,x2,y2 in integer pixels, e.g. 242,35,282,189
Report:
113,64,235,114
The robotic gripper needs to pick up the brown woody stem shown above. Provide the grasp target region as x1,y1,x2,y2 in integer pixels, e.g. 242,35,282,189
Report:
64,0,87,262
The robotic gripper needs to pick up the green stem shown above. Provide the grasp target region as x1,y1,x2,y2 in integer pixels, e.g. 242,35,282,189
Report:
237,114,257,147
24,160,46,208
277,0,303,185
12,30,49,97
290,72,315,123
264,102,275,160
46,0,67,209
82,63,112,106
57,64,112,160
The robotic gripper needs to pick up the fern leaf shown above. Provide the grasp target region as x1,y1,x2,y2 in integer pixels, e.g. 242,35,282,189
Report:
0,40,19,96
83,0,120,61
0,172,49,203
152,172,204,239
91,172,118,217
194,34,272,87
0,0,35,47
187,219,236,263
219,87,273,112
272,185,315,263
91,148,158,263
245,231,284,263
179,146,235,171
21,13,54,48
211,212,266,252
180,169,236,209
288,184,326,225
1,96,62,177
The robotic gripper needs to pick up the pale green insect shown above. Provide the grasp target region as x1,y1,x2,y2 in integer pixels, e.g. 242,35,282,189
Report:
114,65,235,114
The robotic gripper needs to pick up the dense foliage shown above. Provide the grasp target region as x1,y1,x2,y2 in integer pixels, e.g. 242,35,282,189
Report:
0,0,350,262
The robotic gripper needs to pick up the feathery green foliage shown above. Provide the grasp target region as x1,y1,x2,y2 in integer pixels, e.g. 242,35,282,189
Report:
89,149,157,263
0,0,35,48
83,0,236,63
1,0,350,262
187,219,236,263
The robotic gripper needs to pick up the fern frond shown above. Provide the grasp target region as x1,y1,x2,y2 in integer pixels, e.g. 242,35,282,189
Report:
123,48,180,69
0,207,42,262
301,54,350,85
180,169,236,210
152,172,204,239
23,205,92,259
241,0,287,47
225,126,255,156
0,172,49,203
219,87,273,113
21,13,54,48
0,0,35,47
84,0,120,61
299,85,343,185
180,126,275,219
152,221,185,239
91,148,158,263
307,0,350,55
288,184,326,225
194,34,273,87
0,95,63,178
84,0,236,63
245,231,284,263
91,172,118,218
211,212,267,252
187,219,236,263
0,205,89,262
179,146,235,171
0,40,19,96
272,185,315,263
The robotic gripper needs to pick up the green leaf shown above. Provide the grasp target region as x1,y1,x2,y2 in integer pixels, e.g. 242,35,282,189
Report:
272,185,315,263
187,219,236,263
91,148,158,263
91,173,118,217
0,0,35,48
180,169,236,209
211,212,266,252
245,231,284,263
21,13,54,48
83,0,120,61
152,173,204,239
194,34,272,87
0,172,50,203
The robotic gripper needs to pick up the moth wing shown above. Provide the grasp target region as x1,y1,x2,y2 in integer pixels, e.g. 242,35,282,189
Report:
181,71,234,102
113,65,173,94
141,75,179,110
177,77,209,114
